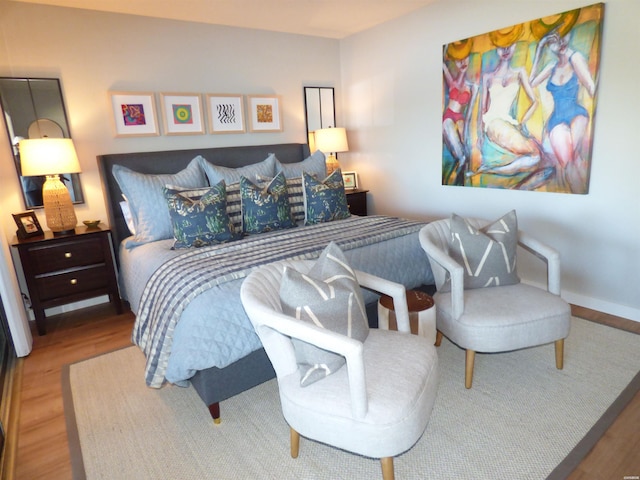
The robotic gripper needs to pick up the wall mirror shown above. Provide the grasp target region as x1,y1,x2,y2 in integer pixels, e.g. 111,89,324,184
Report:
304,86,335,150
0,77,83,209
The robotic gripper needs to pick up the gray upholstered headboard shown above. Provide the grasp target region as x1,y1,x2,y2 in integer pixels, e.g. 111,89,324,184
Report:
97,143,310,257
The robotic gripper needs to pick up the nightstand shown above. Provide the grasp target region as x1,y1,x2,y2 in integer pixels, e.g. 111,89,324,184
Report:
11,224,123,335
345,189,369,216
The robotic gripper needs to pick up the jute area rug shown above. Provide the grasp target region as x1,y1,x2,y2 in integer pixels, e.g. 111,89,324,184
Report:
63,317,640,480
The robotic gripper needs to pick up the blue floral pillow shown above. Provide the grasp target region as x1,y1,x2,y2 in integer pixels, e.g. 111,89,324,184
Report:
240,172,296,234
164,182,240,249
303,169,350,225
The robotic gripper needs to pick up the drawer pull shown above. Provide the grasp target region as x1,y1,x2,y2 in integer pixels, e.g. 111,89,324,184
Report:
70,279,78,285
65,252,72,258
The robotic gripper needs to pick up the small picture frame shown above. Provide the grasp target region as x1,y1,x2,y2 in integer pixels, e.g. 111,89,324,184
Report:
206,94,245,134
160,93,205,135
342,171,358,190
109,91,159,137
247,95,283,132
13,211,44,239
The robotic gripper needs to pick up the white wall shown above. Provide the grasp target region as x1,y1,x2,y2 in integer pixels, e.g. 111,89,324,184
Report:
340,0,640,321
0,2,341,342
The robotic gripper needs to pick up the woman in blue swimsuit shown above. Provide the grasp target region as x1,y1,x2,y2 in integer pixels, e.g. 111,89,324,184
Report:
530,29,596,193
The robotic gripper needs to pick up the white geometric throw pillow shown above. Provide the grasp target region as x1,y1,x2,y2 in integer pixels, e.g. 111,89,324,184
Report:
279,242,369,386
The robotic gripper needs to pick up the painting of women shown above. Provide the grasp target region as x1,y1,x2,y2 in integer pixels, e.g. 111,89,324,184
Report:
440,4,603,194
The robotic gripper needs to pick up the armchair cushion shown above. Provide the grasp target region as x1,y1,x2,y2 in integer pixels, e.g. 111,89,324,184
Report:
279,242,369,386
446,210,520,290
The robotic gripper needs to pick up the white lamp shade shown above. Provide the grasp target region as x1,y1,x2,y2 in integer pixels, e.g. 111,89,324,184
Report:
314,127,349,153
19,138,81,176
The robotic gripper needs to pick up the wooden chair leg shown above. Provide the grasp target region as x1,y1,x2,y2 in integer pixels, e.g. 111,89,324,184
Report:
555,339,564,370
465,350,475,389
290,427,300,458
435,330,443,347
380,457,395,480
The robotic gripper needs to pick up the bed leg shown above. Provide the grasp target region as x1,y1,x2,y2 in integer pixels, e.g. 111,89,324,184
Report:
208,402,221,424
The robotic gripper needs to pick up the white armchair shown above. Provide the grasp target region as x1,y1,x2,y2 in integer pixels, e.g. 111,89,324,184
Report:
419,218,571,389
240,259,439,480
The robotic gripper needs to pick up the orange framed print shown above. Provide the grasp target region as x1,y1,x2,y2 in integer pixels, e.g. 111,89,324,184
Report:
247,95,282,132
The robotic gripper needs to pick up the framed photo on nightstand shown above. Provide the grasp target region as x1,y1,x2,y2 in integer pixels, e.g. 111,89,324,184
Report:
342,171,358,190
12,211,44,239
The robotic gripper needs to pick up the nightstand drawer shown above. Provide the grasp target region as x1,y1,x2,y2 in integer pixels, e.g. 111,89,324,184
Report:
29,237,105,274
35,264,110,302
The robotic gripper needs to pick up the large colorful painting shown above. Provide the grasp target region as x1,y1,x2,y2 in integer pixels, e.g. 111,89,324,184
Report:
442,3,604,194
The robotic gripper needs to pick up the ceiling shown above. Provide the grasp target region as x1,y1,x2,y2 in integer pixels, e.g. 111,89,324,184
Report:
12,0,439,39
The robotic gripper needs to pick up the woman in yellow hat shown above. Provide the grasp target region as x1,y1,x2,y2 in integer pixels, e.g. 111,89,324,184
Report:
473,24,542,179
529,11,595,193
442,39,478,185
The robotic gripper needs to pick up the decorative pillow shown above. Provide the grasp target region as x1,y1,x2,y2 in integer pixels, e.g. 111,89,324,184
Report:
279,242,369,387
275,150,326,179
112,156,208,248
240,172,296,234
257,174,306,224
447,210,520,290
164,182,240,249
199,154,276,186
303,169,350,225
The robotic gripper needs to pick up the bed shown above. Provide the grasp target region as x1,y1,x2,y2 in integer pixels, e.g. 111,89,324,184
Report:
97,142,434,422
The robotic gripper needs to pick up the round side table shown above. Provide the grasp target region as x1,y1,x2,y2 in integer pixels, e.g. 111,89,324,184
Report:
378,290,436,344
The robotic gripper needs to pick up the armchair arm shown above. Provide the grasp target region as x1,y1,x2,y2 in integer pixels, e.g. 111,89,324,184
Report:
354,270,411,333
419,232,465,320
257,309,368,419
518,231,561,295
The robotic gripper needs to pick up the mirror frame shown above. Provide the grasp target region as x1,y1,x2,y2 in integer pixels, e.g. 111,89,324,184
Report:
303,86,335,151
0,77,84,209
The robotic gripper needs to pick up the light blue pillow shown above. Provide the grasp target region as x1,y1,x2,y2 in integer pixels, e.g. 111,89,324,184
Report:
112,156,208,248
275,150,326,179
240,172,296,234
164,182,240,249
199,154,276,186
303,169,350,225
279,241,369,386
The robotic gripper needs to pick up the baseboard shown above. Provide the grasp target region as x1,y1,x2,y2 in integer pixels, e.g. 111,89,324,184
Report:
1,356,23,480
563,291,640,323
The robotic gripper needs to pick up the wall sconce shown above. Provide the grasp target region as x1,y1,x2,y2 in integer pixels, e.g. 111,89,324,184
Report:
19,138,81,235
314,127,349,175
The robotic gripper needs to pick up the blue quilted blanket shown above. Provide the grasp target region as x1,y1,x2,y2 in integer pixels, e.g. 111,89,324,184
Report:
133,215,425,387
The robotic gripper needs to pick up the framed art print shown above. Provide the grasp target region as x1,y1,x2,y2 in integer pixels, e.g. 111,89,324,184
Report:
247,95,283,132
12,211,43,239
206,94,245,134
160,93,205,135
109,92,159,137
342,171,358,190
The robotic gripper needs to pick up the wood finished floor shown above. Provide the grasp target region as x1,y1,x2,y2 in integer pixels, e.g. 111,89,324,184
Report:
12,304,640,479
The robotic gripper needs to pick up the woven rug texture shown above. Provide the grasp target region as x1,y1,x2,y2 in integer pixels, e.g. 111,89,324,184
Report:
64,317,640,480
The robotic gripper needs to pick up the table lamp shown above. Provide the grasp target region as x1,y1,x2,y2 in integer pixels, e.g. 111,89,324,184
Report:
314,127,349,175
19,138,81,235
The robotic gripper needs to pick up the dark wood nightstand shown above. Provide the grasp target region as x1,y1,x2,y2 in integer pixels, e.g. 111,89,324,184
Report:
346,189,369,216
11,224,123,335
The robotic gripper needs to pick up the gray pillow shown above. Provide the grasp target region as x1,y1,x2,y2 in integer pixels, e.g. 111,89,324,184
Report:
112,156,208,248
275,149,326,179
280,242,369,387
447,210,520,290
199,154,276,185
